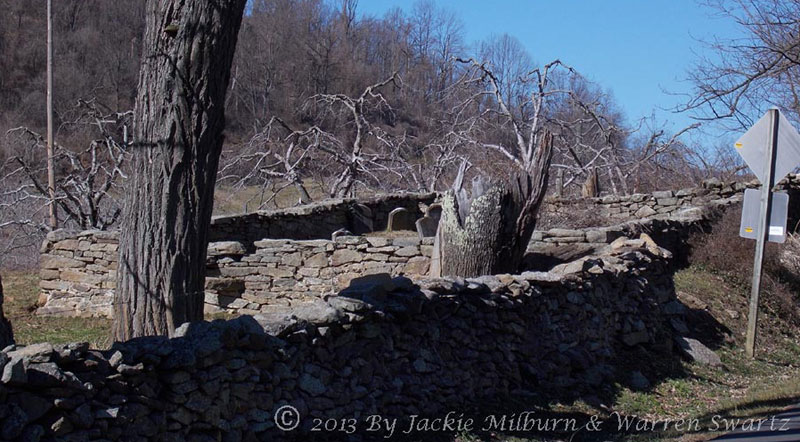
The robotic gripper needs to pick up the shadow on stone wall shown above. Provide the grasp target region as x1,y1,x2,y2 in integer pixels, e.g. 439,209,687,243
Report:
0,240,732,441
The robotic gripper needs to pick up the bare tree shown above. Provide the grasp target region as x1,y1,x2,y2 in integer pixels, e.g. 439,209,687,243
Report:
0,101,128,267
113,0,247,340
546,77,700,196
3,101,128,230
685,0,800,128
312,73,403,197
221,73,413,205
217,117,322,209
431,58,559,277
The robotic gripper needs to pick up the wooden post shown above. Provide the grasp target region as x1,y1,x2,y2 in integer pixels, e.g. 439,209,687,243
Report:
555,168,564,198
46,0,57,230
745,108,779,359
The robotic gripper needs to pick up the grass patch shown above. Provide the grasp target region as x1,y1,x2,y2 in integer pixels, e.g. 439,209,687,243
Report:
2,272,246,350
608,264,800,441
2,271,111,349
213,180,329,215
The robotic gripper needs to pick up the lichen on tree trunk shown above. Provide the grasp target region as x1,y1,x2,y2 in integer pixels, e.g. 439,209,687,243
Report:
113,0,247,340
433,132,553,278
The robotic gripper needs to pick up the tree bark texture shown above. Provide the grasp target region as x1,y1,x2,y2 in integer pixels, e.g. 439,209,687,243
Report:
113,0,246,340
434,132,553,277
581,167,600,198
0,275,14,348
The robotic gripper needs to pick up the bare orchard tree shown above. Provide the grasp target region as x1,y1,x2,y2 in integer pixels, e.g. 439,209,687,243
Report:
0,162,50,267
430,58,559,277
0,101,128,267
401,129,466,192
311,73,404,198
620,122,702,192
548,80,631,196
548,80,700,197
3,102,128,231
217,117,319,209
220,73,447,205
218,103,463,210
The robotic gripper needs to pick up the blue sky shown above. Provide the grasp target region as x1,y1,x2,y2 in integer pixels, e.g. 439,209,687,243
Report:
358,0,741,140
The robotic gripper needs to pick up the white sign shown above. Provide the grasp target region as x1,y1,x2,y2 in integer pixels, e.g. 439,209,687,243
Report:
739,189,788,243
734,109,800,185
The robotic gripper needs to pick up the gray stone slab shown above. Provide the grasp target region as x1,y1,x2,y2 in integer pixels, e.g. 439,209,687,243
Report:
387,207,416,231
416,216,438,239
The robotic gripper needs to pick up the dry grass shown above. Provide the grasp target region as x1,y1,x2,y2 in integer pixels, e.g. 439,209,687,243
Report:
213,181,329,215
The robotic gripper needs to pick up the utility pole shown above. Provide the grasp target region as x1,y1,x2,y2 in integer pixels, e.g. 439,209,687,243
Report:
46,0,57,230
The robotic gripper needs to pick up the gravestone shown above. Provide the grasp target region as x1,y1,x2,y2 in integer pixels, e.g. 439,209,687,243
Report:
348,204,373,234
387,207,416,231
426,203,442,222
415,216,438,239
332,228,354,241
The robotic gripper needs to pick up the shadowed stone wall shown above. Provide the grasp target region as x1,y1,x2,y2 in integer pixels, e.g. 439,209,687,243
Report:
209,192,436,244
1,239,680,441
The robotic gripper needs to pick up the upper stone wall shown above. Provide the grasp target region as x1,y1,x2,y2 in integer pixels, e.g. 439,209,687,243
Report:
209,192,436,244
38,233,433,318
541,178,747,224
36,181,747,318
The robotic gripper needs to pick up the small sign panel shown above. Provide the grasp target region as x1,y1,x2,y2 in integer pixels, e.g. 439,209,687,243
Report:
740,188,789,243
734,110,800,185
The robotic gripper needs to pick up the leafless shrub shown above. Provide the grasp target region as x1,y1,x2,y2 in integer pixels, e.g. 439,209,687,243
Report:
691,207,800,323
0,101,129,267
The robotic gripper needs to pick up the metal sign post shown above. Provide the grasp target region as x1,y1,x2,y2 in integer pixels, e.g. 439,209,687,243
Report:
744,109,778,359
735,108,800,359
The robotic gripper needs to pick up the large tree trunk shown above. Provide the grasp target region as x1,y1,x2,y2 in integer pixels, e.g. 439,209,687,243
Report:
0,275,14,348
113,0,246,340
433,133,553,277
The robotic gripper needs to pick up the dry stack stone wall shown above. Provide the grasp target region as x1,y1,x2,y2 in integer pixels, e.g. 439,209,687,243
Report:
37,231,119,317
2,240,681,442
38,233,433,318
205,236,433,315
542,178,748,221
37,180,748,318
209,192,436,244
